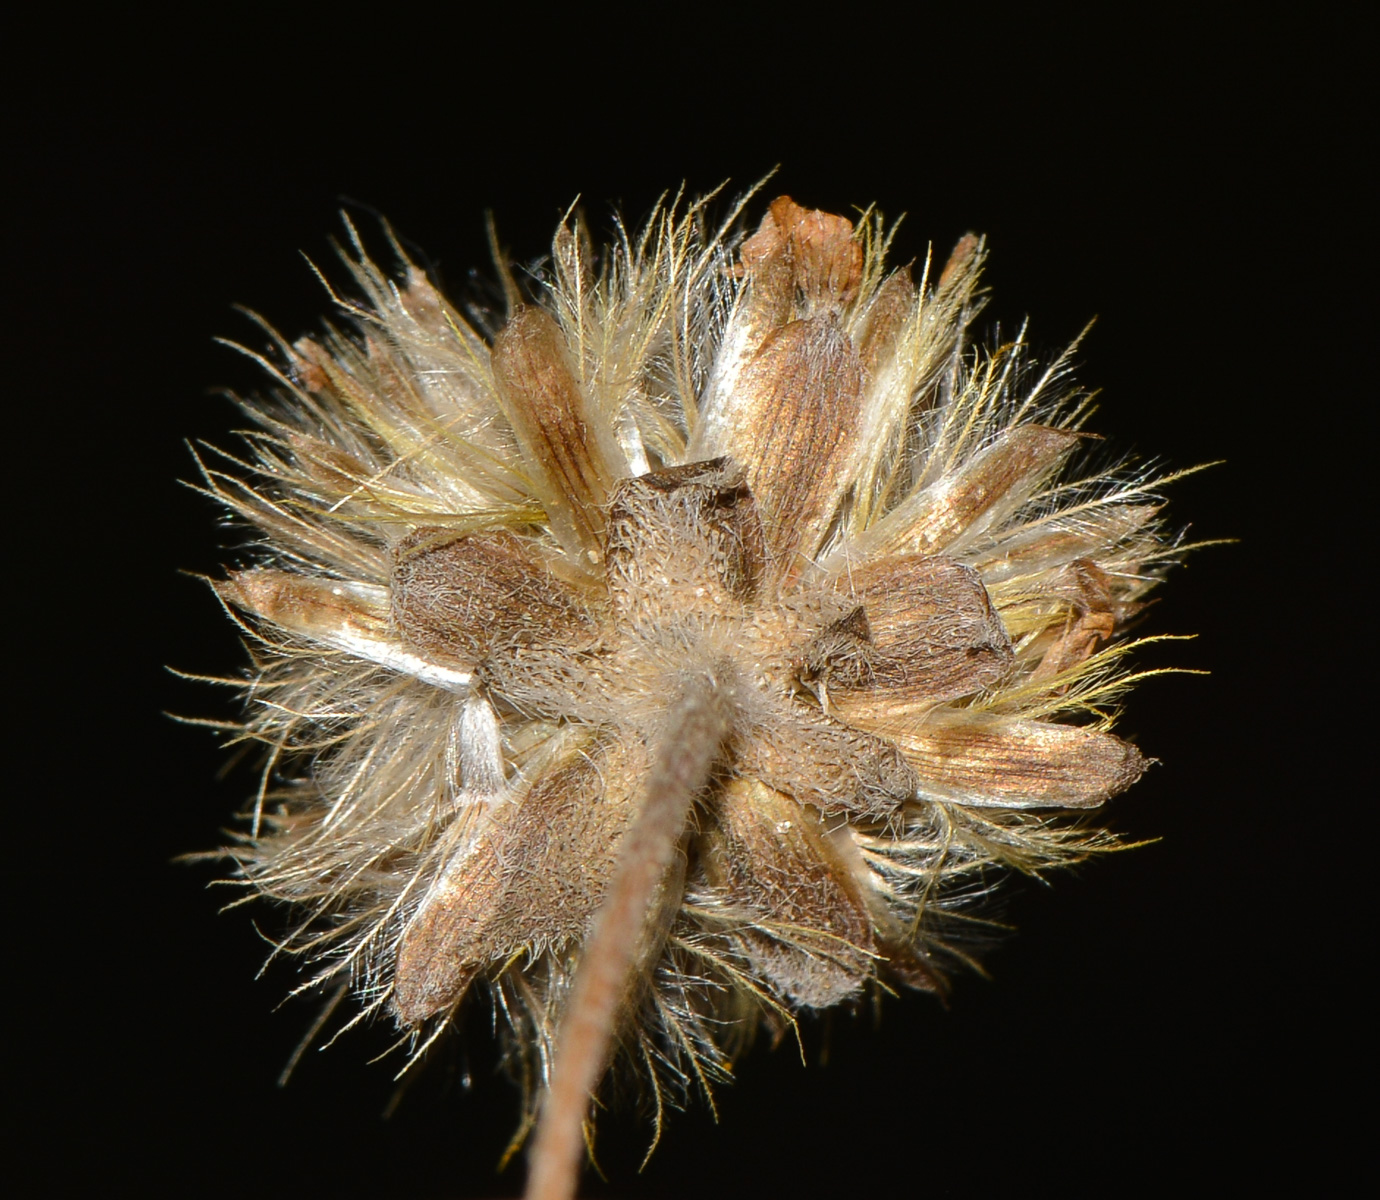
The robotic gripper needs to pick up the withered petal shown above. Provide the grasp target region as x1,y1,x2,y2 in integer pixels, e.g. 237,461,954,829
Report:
937,233,981,293
803,554,1013,707
695,197,864,460
392,811,501,1025
971,504,1161,584
490,306,619,559
391,527,603,668
868,425,1083,558
1029,558,1120,681
706,316,865,582
604,457,767,620
739,701,918,820
393,733,647,1024
883,713,1146,809
856,268,916,380
702,780,875,1008
218,569,471,690
740,196,863,313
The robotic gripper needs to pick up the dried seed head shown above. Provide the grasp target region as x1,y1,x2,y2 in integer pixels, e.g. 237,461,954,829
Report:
199,187,1189,1198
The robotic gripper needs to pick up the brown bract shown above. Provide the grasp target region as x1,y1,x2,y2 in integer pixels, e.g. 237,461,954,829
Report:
204,190,1180,1200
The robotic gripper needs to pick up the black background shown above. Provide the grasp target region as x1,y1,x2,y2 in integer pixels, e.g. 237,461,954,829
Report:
14,9,1361,1196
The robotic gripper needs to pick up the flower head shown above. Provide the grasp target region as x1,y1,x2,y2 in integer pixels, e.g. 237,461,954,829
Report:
203,187,1183,1198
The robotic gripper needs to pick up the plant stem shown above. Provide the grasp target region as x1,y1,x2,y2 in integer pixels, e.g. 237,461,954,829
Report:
524,671,731,1200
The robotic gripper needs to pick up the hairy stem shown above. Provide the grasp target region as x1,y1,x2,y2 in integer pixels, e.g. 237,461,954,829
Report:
525,671,732,1200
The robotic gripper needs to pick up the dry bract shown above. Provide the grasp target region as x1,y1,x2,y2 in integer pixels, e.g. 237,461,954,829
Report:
200,186,1184,1197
